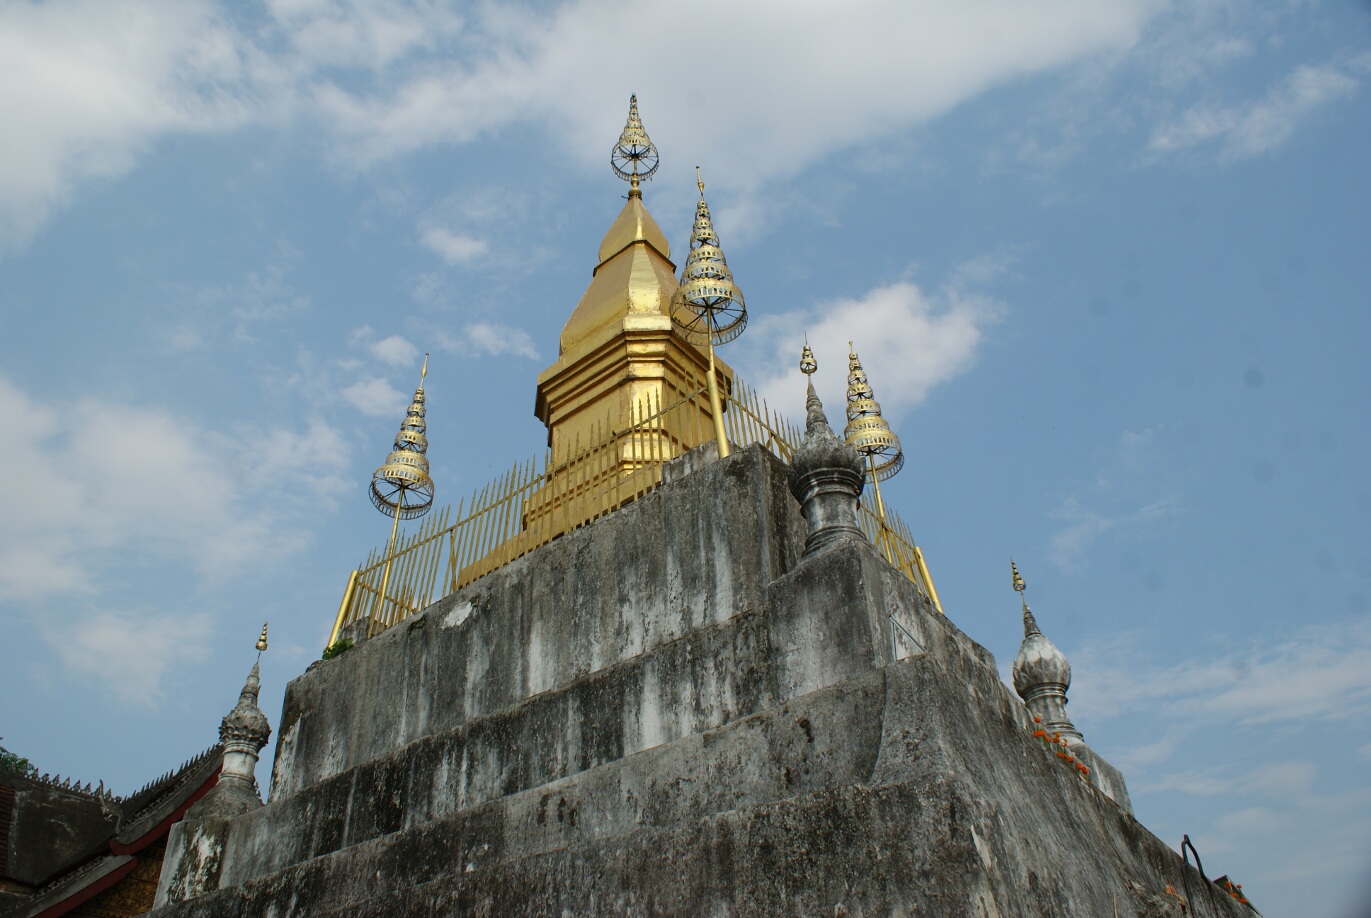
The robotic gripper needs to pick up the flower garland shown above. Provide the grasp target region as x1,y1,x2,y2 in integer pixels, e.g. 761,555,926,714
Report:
1030,715,1090,778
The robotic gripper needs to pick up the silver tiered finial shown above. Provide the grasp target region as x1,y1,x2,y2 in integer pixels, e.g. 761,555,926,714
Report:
1009,562,1081,745
189,641,273,817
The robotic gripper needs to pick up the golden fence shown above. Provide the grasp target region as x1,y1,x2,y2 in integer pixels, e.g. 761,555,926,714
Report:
328,373,939,646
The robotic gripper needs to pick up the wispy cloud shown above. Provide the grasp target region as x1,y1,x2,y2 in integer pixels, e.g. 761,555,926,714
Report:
1047,426,1182,572
435,322,539,360
0,373,347,701
0,0,254,250
37,609,212,707
0,0,1160,250
741,271,1005,425
1149,55,1369,161
341,376,407,417
420,226,489,265
1071,618,1371,729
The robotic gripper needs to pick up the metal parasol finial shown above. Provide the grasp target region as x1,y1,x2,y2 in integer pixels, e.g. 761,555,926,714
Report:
610,94,659,196
670,167,748,458
369,355,435,615
843,342,903,482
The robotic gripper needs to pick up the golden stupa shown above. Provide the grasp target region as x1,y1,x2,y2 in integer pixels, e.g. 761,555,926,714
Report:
527,96,732,530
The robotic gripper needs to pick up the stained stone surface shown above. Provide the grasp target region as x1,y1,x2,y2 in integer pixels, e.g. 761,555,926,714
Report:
150,445,1248,917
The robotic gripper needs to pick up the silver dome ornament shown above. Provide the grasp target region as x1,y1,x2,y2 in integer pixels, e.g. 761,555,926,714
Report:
1009,562,1082,745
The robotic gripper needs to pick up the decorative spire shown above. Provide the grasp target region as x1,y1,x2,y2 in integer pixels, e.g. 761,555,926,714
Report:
255,622,269,653
670,167,747,460
1011,559,1039,634
190,633,273,817
1009,562,1081,745
799,338,817,376
843,343,904,481
610,94,659,197
788,344,867,558
670,168,747,347
369,355,435,521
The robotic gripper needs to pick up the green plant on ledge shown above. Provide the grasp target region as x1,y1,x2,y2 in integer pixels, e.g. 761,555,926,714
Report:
0,737,37,777
321,637,354,661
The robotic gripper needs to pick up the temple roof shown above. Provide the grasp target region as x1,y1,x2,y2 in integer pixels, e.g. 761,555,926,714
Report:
558,193,679,357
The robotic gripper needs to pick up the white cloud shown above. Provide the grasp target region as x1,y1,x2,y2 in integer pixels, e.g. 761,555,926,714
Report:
435,322,539,360
315,0,1157,175
1149,55,1367,161
420,226,489,265
0,0,1161,249
0,373,347,699
39,609,212,706
0,0,252,250
741,276,1002,425
369,334,420,367
342,376,407,416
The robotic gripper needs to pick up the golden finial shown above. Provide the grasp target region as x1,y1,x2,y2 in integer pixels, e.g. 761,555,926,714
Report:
1012,560,1026,594
255,622,269,653
370,357,436,521
611,94,659,197
671,167,747,459
370,356,435,615
799,336,817,376
843,342,904,482
671,168,747,347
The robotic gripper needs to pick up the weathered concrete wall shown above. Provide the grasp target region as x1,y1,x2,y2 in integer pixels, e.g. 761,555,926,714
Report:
150,443,1243,917
270,445,805,800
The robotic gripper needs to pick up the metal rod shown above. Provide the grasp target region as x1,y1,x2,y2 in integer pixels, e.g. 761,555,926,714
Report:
867,454,895,566
706,343,730,458
327,569,360,648
376,494,404,625
913,546,944,614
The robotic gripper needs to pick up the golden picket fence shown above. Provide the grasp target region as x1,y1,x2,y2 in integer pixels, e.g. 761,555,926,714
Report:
328,373,939,646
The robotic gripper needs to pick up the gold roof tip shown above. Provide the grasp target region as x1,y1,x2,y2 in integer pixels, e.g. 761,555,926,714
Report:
1011,559,1026,594
843,342,904,481
255,622,269,653
611,93,659,198
670,167,747,347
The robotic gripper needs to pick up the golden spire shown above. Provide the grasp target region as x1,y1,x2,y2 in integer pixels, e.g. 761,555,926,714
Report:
841,342,941,612
843,342,904,481
370,355,435,618
1011,559,1026,596
799,336,817,376
610,94,659,198
370,355,435,521
255,622,269,653
671,167,747,458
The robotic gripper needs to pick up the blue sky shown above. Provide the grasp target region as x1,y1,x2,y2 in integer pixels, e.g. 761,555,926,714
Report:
1,1,1368,913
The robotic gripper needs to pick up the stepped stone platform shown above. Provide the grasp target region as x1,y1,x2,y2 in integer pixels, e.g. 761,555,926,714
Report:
151,445,1249,916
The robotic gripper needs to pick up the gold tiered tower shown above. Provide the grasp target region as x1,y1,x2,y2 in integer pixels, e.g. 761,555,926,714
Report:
671,168,748,458
529,96,731,528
